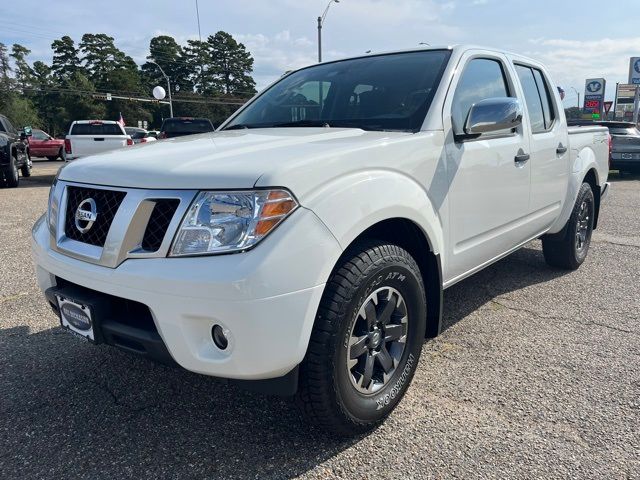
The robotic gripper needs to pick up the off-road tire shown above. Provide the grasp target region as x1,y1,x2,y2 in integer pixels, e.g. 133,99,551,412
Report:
21,154,31,177
296,241,426,436
542,182,594,270
5,154,19,188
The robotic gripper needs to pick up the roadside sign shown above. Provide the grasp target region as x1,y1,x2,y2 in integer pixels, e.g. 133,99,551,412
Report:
604,101,613,114
138,120,143,128
583,78,606,120
614,84,638,121
106,93,112,101
628,57,640,85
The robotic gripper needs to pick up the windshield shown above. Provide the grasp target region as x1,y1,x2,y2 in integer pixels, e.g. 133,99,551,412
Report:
162,119,214,133
224,50,451,132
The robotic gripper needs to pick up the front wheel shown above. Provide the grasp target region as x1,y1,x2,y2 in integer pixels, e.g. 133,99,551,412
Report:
296,241,426,436
5,154,20,188
21,154,32,177
542,182,594,270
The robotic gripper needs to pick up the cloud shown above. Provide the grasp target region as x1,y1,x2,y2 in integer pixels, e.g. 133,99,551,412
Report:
526,37,640,101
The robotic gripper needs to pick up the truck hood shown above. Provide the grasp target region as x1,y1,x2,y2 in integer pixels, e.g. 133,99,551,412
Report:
59,128,410,191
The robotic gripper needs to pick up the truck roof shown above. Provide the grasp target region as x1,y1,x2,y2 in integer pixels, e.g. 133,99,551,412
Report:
314,45,543,69
71,120,120,125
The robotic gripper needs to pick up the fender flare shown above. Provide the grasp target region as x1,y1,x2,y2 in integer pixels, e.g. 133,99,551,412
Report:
547,145,600,234
304,169,444,256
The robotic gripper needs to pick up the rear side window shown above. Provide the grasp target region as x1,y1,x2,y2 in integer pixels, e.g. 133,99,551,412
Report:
162,119,214,133
515,65,555,133
70,123,125,135
451,58,510,135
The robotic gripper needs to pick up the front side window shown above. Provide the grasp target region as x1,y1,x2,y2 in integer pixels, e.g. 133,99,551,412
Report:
32,130,48,141
225,50,451,132
451,58,510,135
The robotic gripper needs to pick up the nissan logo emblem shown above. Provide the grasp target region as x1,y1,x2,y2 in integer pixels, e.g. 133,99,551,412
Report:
75,198,98,233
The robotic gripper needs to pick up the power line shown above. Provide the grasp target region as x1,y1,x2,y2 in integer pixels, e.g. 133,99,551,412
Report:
1,86,247,105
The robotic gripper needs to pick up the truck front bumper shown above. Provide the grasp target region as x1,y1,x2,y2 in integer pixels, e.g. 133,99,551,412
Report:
31,208,342,381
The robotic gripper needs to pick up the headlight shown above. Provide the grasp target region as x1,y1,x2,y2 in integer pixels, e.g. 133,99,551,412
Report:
47,173,60,235
170,189,298,256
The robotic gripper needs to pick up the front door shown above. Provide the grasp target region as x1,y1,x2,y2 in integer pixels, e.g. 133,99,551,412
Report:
443,55,532,283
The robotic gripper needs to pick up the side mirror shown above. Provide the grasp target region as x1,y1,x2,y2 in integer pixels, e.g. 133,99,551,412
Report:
464,97,522,136
23,126,33,138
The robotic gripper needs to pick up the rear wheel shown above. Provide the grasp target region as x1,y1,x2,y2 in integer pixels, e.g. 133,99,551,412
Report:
542,182,594,270
296,241,426,436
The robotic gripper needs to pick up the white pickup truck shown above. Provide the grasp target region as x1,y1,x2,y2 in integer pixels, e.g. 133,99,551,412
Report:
64,120,132,161
32,46,609,435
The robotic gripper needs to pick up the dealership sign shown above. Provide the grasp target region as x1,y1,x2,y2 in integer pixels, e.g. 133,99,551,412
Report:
583,78,606,119
628,57,640,85
614,84,639,122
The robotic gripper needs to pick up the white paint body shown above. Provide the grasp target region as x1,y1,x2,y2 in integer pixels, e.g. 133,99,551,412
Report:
32,46,609,380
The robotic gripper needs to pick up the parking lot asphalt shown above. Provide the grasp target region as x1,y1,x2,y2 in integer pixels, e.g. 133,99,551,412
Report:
0,160,638,479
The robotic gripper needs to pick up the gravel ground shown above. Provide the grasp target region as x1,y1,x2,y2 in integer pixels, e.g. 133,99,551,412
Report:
1,161,638,479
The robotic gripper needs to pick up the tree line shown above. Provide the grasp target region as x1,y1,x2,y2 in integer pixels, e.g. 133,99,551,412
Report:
0,31,257,134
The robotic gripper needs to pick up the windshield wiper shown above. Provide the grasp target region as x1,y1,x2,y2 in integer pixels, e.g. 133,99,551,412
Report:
269,120,332,128
225,123,253,130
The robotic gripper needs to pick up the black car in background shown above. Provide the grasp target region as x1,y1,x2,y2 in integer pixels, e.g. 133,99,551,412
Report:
569,120,640,173
0,114,31,188
159,117,215,139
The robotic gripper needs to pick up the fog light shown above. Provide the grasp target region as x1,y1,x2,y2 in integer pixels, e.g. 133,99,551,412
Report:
212,324,228,350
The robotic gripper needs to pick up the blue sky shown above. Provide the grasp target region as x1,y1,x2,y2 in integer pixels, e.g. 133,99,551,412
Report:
1,0,639,105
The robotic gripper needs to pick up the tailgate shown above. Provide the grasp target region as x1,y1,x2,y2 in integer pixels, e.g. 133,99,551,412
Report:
69,135,128,157
612,135,640,154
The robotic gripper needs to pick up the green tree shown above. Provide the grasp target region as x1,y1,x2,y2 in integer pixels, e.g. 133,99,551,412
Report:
10,44,34,90
184,39,209,94
79,33,134,88
142,35,193,95
51,36,82,81
206,31,256,96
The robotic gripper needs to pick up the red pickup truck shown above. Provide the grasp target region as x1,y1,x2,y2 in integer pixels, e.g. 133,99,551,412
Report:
28,129,65,161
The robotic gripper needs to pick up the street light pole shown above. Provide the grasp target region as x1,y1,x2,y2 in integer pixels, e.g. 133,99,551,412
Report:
150,61,174,118
317,0,339,63
571,87,580,110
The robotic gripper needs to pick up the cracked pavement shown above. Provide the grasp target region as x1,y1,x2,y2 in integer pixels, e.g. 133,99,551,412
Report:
1,161,639,479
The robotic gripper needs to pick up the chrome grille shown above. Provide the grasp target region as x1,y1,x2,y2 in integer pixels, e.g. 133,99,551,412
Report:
141,199,180,252
64,187,126,247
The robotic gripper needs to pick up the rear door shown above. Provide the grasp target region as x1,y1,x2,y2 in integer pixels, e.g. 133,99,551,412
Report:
513,63,567,232
69,122,128,156
443,53,532,282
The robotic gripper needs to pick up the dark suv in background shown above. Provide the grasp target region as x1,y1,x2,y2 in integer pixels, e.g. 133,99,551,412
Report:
159,117,215,139
569,120,640,174
0,114,31,188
